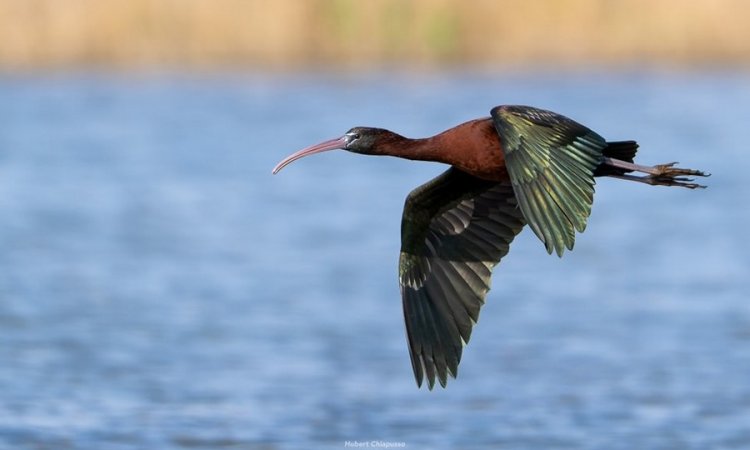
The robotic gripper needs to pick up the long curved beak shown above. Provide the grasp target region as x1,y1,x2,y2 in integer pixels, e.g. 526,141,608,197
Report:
272,136,349,174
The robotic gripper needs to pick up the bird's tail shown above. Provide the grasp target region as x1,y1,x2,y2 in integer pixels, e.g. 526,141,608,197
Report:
594,140,639,176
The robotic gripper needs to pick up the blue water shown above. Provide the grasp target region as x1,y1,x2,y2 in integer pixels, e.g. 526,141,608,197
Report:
0,70,749,449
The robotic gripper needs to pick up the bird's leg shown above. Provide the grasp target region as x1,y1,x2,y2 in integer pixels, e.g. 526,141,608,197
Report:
601,157,709,189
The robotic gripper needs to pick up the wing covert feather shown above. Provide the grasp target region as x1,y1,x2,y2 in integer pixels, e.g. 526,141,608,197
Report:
491,105,605,256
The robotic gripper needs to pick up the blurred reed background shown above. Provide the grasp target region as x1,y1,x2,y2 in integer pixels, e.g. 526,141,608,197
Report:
1,0,749,71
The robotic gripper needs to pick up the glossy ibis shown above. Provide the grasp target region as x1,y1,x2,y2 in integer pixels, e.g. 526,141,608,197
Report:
272,105,708,389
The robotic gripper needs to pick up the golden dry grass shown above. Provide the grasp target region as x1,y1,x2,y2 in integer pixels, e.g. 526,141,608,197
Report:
0,0,749,70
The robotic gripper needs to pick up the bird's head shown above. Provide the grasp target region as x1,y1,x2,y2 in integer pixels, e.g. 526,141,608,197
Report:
272,127,403,174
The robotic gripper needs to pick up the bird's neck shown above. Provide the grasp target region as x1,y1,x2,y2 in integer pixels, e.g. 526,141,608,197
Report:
375,119,507,182
376,135,454,165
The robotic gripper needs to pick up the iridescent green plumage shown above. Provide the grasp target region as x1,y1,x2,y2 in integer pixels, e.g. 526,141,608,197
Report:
491,105,605,256
398,106,637,388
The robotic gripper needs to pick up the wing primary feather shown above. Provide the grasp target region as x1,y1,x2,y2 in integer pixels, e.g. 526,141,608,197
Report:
398,168,526,388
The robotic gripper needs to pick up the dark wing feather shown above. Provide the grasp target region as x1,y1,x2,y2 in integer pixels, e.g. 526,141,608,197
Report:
491,105,606,256
399,168,525,389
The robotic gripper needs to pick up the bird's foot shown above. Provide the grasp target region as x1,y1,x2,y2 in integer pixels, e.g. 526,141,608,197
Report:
648,162,709,189
653,162,708,178
602,157,710,189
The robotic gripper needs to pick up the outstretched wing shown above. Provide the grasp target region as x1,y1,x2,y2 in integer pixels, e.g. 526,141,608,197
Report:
399,168,525,389
491,105,606,256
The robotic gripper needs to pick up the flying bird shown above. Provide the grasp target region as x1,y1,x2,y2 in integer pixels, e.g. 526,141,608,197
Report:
272,105,708,389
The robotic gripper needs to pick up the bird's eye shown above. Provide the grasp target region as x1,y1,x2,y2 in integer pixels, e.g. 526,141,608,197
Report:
346,132,361,142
